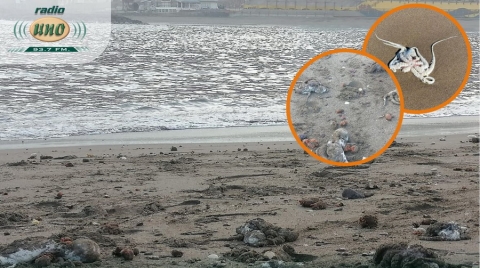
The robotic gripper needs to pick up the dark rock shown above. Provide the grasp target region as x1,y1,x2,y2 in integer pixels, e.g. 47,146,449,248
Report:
342,188,365,199
171,249,183,258
111,15,148,25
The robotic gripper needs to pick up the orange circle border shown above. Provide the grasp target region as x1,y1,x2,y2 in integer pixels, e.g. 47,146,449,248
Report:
361,3,473,115
286,48,405,167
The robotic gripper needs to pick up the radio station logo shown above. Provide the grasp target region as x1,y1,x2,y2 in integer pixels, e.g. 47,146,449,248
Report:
9,6,89,53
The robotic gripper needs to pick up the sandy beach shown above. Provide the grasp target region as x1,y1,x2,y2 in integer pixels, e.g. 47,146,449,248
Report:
0,116,478,268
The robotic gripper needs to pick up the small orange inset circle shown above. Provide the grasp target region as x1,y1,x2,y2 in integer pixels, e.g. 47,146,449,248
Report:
362,4,472,114
286,48,404,167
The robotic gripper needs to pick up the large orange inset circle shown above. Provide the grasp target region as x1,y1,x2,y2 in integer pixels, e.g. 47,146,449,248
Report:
362,4,472,114
286,48,405,167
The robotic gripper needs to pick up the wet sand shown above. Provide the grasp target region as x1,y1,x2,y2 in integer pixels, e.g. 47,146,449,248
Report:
0,116,478,267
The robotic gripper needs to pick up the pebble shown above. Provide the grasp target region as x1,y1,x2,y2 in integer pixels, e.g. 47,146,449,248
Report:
440,138,446,141
336,248,347,252
121,248,134,260
145,256,160,260
208,254,219,260
263,251,276,259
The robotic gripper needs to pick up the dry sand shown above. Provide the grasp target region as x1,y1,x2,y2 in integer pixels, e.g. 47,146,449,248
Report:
289,52,401,164
0,118,479,268
364,7,470,112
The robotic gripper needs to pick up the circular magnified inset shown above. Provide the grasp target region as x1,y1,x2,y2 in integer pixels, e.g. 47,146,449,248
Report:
362,4,472,114
286,49,404,167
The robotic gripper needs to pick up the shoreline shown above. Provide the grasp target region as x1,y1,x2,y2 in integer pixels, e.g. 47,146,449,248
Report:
120,14,480,32
0,116,478,150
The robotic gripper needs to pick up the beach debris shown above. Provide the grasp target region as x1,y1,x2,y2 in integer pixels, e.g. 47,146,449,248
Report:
235,218,299,247
325,141,348,163
6,160,28,167
383,90,400,106
0,237,101,267
63,238,101,263
65,163,74,167
302,139,319,150
373,243,456,268
170,146,178,151
321,128,350,163
339,120,348,127
298,78,329,102
298,133,308,140
0,237,57,267
336,109,344,114
344,144,358,153
365,181,379,190
332,128,349,147
359,215,378,229
298,197,327,210
375,33,456,84
224,244,313,264
418,221,470,241
40,155,53,160
468,135,479,143
113,246,139,261
223,247,264,263
413,227,427,236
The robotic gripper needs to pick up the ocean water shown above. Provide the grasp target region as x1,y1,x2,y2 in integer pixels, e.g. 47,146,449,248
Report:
0,24,478,141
